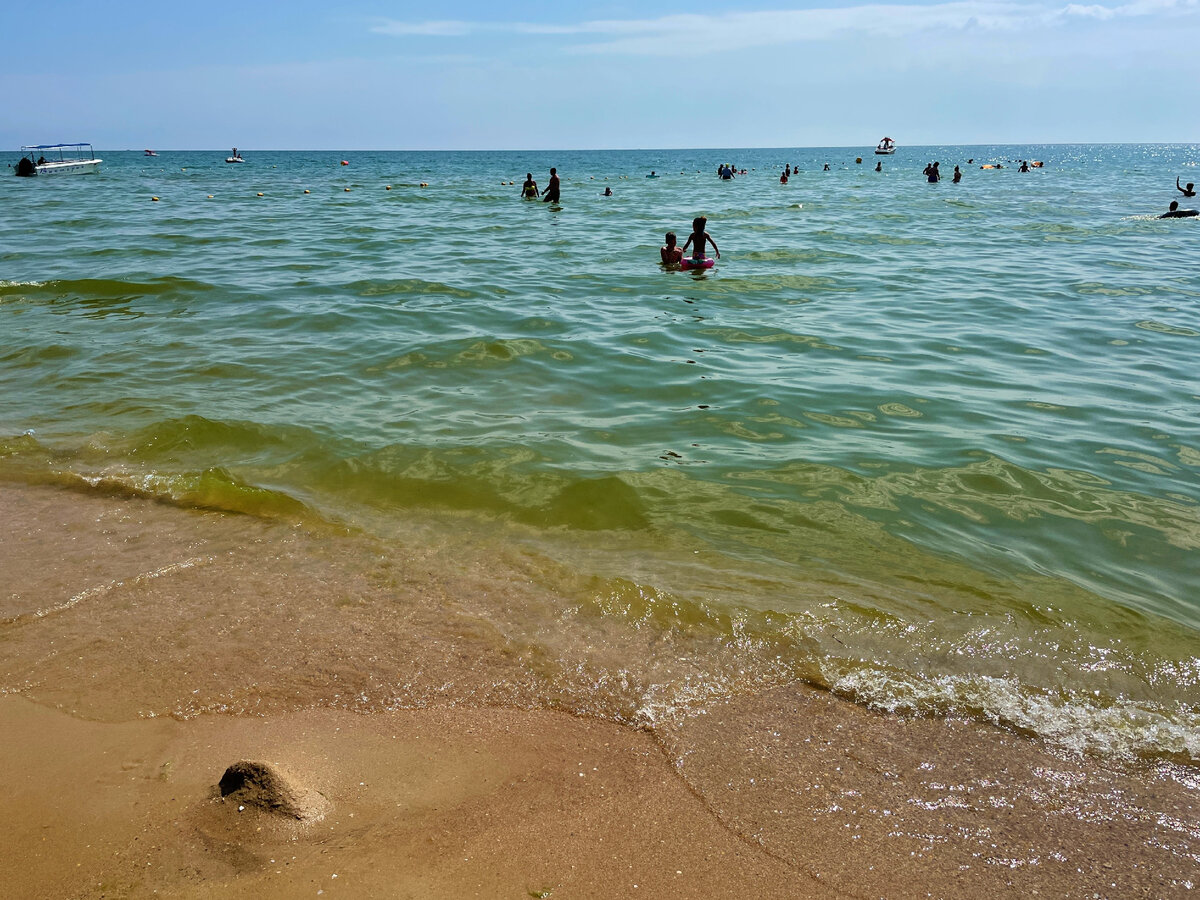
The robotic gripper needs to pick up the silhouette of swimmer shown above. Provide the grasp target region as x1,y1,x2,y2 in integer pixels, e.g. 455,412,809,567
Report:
1160,201,1199,219
1178,177,1196,198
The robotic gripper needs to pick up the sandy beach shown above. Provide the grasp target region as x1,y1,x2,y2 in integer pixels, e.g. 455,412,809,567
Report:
2,480,1197,898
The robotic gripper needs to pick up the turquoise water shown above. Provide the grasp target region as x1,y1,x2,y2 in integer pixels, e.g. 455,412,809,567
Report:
2,145,1198,761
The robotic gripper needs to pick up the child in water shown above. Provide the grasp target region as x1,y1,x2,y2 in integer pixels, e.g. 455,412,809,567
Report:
682,216,719,262
661,232,684,265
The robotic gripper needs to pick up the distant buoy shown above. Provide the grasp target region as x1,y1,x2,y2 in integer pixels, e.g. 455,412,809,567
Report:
340,160,349,166
151,196,159,201
207,194,214,199
257,192,264,196
304,189,310,194
344,187,351,192
420,182,428,187
856,157,863,164
385,185,391,190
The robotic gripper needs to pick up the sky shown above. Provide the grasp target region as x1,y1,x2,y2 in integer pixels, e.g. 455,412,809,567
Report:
4,0,1198,149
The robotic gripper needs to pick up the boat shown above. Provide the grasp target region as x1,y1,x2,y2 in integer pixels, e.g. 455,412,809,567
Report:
225,147,245,163
874,137,896,155
144,149,158,157
13,143,102,177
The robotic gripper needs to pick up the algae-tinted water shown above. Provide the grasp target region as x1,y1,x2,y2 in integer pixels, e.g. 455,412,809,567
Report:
1,145,1197,761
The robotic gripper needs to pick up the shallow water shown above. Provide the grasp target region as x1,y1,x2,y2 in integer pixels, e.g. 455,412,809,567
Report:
2,145,1198,763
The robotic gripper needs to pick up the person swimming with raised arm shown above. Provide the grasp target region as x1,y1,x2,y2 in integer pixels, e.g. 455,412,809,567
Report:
682,216,719,262
1178,177,1196,198
661,232,684,265
1160,200,1199,218
521,173,539,199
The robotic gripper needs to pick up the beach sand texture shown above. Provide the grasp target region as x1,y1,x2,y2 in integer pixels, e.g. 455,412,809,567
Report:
2,481,1197,899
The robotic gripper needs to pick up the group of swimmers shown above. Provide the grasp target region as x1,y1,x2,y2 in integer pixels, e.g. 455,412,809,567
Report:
1163,177,1198,218
660,217,719,266
520,169,561,203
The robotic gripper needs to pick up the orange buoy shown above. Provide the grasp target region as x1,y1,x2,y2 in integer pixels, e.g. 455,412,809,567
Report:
340,160,349,166
1032,161,1044,168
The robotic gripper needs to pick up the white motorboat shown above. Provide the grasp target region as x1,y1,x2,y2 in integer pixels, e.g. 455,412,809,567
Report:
225,147,245,163
14,143,102,176
875,137,896,155
144,149,158,157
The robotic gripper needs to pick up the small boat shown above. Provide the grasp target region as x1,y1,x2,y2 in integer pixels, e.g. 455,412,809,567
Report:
225,147,245,163
874,137,896,155
13,143,103,177
144,149,158,157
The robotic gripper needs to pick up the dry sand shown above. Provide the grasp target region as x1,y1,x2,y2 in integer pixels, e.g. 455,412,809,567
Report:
2,482,1197,898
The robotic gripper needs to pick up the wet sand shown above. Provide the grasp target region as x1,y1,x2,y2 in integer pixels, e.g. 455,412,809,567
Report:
2,481,1197,898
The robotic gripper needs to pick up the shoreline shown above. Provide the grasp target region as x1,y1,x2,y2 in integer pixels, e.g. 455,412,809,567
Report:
2,480,1197,898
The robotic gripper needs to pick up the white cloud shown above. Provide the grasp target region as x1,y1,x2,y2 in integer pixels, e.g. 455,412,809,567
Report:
372,0,1199,56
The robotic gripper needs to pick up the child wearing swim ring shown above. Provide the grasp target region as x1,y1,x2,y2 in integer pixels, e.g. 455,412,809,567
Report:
682,216,719,263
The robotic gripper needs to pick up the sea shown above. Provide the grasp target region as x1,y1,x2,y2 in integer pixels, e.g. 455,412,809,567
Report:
2,145,1198,766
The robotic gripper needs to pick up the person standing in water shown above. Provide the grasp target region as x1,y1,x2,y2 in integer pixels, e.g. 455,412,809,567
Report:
682,216,719,262
875,161,882,172
952,165,962,184
521,173,539,199
1177,177,1197,198
543,167,561,203
661,232,684,264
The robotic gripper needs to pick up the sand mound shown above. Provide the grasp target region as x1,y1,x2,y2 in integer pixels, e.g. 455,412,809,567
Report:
217,760,327,821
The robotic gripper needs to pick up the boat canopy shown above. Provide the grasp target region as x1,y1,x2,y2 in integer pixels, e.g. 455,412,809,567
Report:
21,143,94,152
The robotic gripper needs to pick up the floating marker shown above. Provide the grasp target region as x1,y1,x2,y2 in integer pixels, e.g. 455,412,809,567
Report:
420,182,428,187
151,196,159,201
207,194,214,199
385,185,391,190
257,192,264,197
304,189,311,194
344,187,351,192
341,160,349,166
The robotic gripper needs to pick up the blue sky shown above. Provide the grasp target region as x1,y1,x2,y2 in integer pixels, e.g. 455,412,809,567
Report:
5,0,1198,149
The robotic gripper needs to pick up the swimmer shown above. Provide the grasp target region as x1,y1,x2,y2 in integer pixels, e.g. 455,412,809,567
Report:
1019,160,1030,173
785,164,791,177
647,171,658,178
875,161,882,172
1160,201,1199,219
521,173,539,199
604,186,613,196
823,163,830,171
780,171,789,184
1178,177,1197,198
924,162,940,183
952,165,962,184
661,231,684,265
542,167,560,203
682,216,719,263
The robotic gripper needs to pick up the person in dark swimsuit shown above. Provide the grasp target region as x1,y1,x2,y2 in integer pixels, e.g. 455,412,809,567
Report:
543,167,560,203
1177,177,1196,198
952,166,962,184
